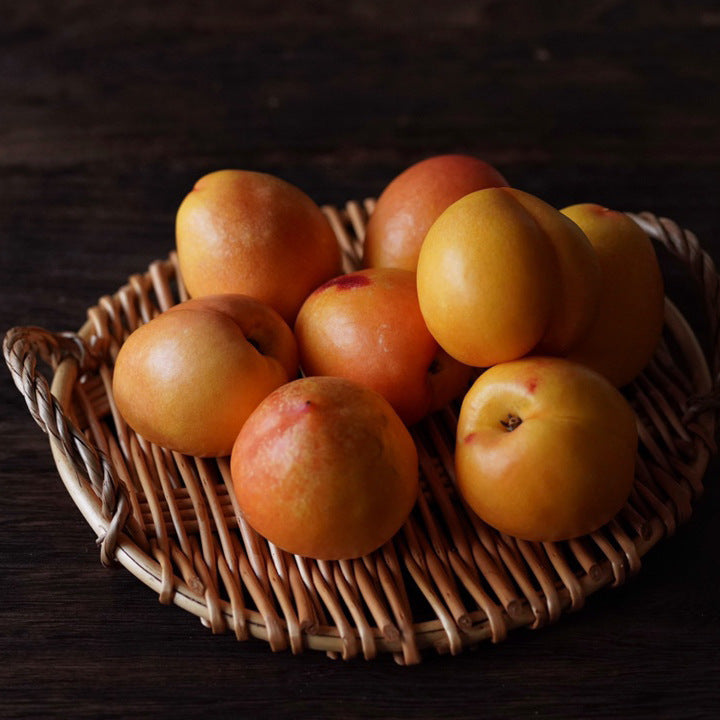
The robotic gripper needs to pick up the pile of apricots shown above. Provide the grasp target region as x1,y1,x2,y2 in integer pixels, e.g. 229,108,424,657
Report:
112,155,665,559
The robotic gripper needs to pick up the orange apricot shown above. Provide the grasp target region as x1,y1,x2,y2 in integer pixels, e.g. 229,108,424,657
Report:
456,357,638,542
231,376,419,560
112,294,298,457
176,169,342,324
295,268,473,425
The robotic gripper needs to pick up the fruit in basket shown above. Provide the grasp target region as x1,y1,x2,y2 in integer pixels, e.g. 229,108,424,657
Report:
112,294,299,457
416,187,601,368
455,356,638,542
294,267,473,425
230,376,419,560
362,154,509,271
560,204,665,387
175,169,343,324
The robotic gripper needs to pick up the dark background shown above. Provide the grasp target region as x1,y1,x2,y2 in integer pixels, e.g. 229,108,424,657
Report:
2,1,720,718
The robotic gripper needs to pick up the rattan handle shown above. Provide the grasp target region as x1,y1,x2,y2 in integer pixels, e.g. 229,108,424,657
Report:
628,211,720,416
2,325,123,565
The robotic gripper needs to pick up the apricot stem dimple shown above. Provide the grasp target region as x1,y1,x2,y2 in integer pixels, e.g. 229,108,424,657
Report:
500,413,522,431
246,336,263,354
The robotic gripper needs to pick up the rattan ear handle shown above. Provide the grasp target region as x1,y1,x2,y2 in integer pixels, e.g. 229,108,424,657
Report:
2,325,128,565
2,207,719,662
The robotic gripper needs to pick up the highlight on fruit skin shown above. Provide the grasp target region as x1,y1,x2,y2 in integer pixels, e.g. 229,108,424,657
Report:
454,356,638,543
230,376,420,561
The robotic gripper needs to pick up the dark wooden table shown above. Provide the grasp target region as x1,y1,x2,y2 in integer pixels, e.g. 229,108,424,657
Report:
2,2,720,717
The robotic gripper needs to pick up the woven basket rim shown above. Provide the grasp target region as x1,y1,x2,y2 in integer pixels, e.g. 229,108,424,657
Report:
4,202,719,663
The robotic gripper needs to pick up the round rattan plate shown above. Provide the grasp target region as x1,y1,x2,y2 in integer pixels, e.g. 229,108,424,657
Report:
4,202,719,664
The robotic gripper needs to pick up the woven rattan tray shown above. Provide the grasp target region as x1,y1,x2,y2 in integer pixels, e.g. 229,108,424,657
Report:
4,201,719,664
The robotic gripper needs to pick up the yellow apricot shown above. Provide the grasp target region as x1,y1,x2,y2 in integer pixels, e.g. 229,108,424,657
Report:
416,187,600,368
561,204,665,387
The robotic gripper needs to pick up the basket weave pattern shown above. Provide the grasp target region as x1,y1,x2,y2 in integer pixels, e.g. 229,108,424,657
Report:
4,202,719,664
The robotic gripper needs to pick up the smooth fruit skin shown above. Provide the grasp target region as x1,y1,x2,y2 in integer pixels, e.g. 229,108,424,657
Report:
176,169,343,324
560,204,665,387
417,187,599,368
455,357,638,542
112,295,299,457
417,187,554,368
362,154,509,272
231,376,419,560
505,189,601,355
294,268,473,425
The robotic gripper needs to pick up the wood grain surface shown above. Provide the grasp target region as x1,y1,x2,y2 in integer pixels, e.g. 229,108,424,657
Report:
2,1,720,718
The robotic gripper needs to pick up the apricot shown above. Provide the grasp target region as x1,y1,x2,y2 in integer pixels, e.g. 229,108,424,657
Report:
294,268,473,425
176,169,343,324
560,204,665,387
362,154,509,271
456,357,638,542
504,189,601,355
112,295,299,457
231,376,419,560
416,187,600,367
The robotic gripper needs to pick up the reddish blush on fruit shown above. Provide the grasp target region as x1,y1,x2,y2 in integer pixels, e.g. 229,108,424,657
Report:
294,267,473,425
231,376,419,560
